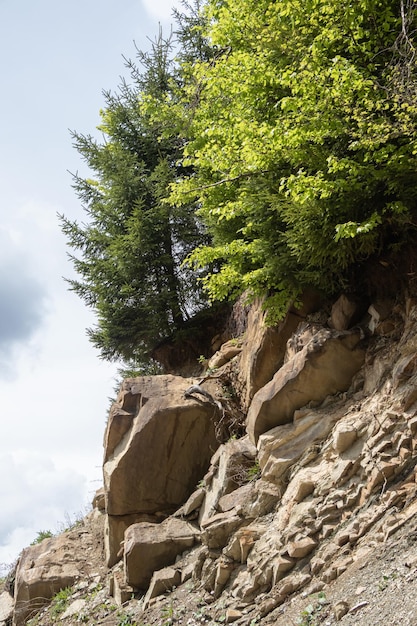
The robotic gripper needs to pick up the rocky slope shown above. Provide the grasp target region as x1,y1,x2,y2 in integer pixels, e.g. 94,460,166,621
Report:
3,292,417,626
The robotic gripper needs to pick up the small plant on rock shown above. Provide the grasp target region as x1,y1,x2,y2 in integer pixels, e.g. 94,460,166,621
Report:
247,461,261,482
117,612,138,626
297,592,329,626
30,530,53,545
50,586,74,619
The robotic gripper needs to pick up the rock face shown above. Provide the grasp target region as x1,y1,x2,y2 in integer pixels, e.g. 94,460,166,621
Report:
10,293,417,626
103,375,221,564
246,329,365,444
104,375,220,516
198,436,257,524
236,292,321,409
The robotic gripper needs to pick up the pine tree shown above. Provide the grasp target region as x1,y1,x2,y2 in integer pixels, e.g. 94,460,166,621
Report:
60,14,210,365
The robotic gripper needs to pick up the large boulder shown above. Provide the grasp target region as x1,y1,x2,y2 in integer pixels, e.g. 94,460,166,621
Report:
246,329,365,444
124,518,198,589
104,375,221,517
103,375,221,565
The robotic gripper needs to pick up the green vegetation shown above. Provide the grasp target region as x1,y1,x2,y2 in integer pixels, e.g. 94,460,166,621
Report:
60,2,211,365
297,592,329,625
49,586,74,620
30,530,53,545
173,0,417,320
62,0,417,367
246,461,261,482
116,613,138,626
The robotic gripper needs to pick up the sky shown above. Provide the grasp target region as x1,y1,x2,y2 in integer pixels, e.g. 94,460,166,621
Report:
0,0,181,571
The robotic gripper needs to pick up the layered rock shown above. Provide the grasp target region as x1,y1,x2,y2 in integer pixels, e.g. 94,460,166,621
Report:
10,294,417,626
0,592,13,625
246,328,365,444
235,292,321,409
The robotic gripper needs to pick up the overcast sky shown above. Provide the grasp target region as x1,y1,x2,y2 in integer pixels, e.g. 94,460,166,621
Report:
0,0,180,571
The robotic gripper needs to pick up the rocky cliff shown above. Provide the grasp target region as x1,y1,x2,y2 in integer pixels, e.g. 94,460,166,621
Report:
3,291,417,626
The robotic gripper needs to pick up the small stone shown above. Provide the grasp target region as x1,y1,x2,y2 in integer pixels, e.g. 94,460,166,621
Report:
287,537,317,559
61,598,87,619
334,600,349,620
226,608,243,623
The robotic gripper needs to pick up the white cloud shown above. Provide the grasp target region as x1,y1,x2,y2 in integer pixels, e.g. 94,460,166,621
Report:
0,222,48,378
0,451,88,568
0,198,118,567
141,0,181,20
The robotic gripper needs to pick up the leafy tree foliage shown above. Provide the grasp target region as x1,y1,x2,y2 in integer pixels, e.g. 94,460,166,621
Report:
171,0,417,318
60,15,211,363
63,0,417,368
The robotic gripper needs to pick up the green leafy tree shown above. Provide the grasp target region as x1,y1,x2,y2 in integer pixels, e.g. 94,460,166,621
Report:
60,17,211,364
171,0,417,318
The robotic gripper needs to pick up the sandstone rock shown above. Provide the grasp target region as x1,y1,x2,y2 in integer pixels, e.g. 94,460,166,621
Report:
330,294,362,330
105,512,160,568
231,564,273,602
208,340,242,370
201,512,243,549
226,608,243,622
259,572,312,616
310,541,340,570
103,375,220,564
13,521,101,626
104,376,220,518
214,556,235,596
286,536,317,559
217,482,256,513
92,487,106,511
61,598,87,620
0,591,13,624
333,425,357,453
393,353,417,387
285,322,328,362
272,555,295,582
247,329,365,444
124,518,198,589
247,480,281,517
175,488,206,518
258,410,336,485
292,478,316,503
143,567,181,608
199,436,257,525
111,570,135,606
236,292,321,409
181,563,194,584
223,526,262,563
